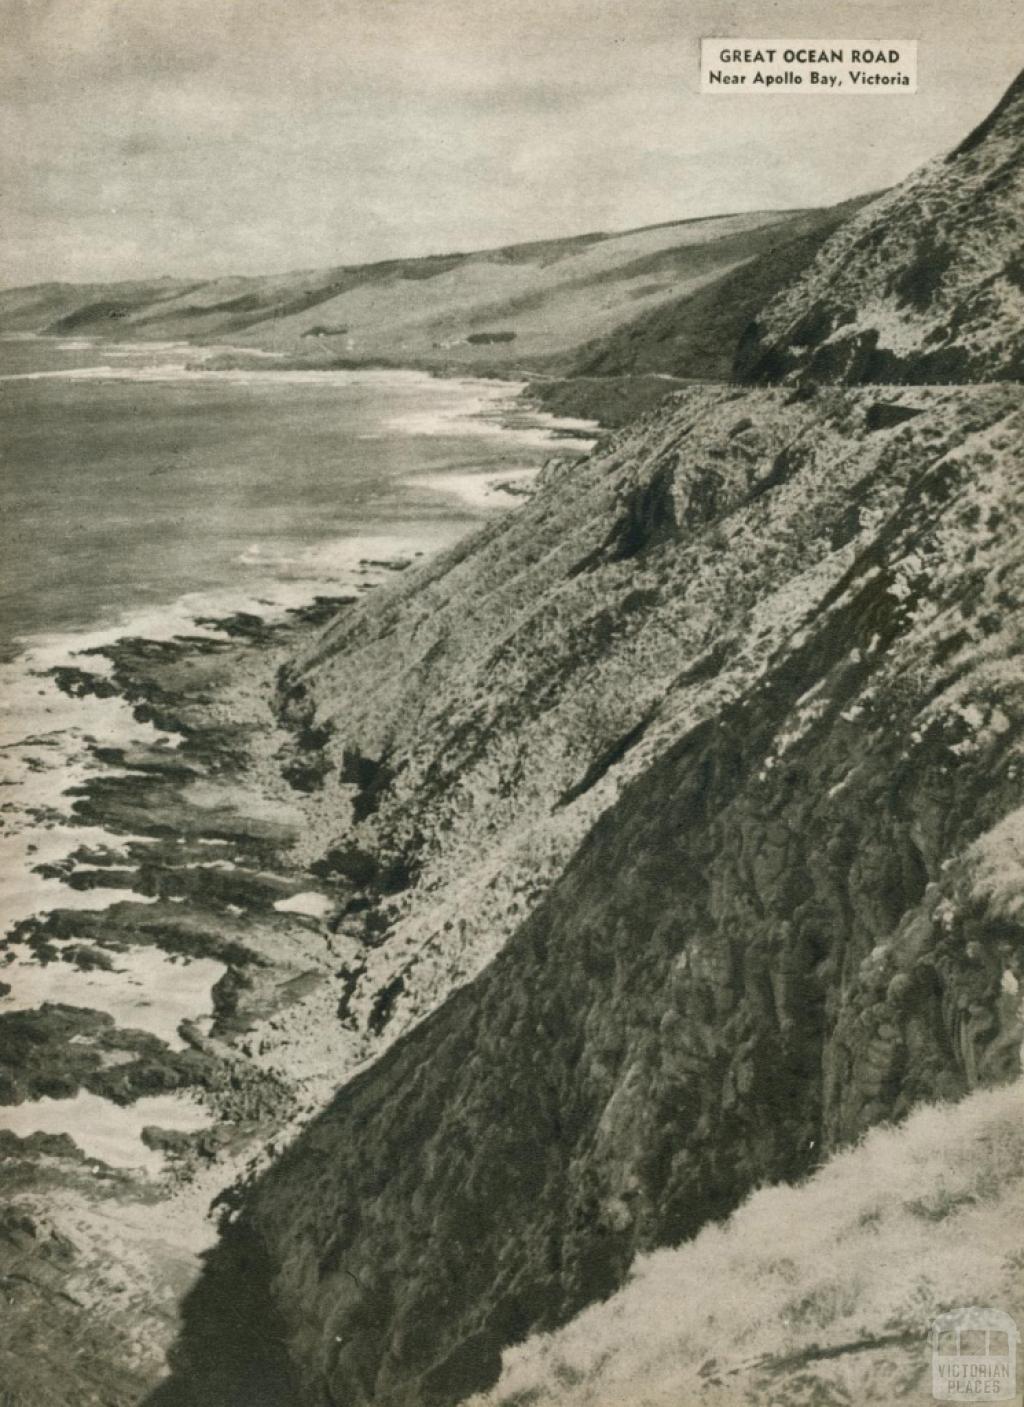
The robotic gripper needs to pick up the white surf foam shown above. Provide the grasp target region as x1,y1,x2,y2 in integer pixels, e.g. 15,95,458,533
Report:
2,944,225,1050
406,468,541,512
273,891,333,919
1,1089,214,1175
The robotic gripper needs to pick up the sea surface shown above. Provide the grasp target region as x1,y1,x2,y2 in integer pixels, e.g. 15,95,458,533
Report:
0,334,595,1171
0,335,593,650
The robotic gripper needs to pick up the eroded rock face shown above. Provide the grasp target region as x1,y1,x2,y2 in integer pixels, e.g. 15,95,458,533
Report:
153,380,1024,1407
271,384,1020,1071
150,71,1024,1407
735,71,1024,386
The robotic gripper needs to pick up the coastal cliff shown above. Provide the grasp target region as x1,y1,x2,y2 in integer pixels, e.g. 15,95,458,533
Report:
155,380,1024,1407
150,70,1024,1407
735,71,1024,386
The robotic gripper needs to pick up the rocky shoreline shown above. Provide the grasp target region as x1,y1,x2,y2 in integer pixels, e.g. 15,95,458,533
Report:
0,355,601,1404
0,560,435,1402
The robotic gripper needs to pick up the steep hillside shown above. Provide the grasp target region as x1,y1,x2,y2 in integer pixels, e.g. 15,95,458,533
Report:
735,71,1024,385
0,210,812,372
141,69,1024,1407
529,196,873,423
151,378,1024,1406
568,201,873,381
263,381,1021,1074
472,1080,1024,1407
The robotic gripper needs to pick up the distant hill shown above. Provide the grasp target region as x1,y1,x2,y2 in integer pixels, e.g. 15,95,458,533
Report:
529,196,874,422
0,210,819,374
550,197,873,380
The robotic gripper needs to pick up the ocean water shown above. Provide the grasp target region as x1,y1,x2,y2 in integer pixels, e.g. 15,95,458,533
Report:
0,335,595,1171
0,336,593,651
4,1089,215,1175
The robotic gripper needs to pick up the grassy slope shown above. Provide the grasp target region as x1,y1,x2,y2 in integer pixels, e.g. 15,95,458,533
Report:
0,210,815,374
562,200,872,380
528,196,874,425
473,1079,1024,1407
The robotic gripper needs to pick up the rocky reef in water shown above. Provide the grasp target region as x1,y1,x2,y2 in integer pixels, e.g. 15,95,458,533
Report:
148,70,1024,1407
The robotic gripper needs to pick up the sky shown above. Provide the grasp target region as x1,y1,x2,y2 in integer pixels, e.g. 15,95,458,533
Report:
1,0,1021,286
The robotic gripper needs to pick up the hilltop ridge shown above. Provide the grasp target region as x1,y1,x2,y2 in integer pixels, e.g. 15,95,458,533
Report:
0,209,818,376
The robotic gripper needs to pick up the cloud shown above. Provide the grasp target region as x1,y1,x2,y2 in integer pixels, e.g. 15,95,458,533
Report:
2,0,1022,285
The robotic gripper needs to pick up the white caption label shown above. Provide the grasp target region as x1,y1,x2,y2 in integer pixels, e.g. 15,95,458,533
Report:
700,39,917,93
